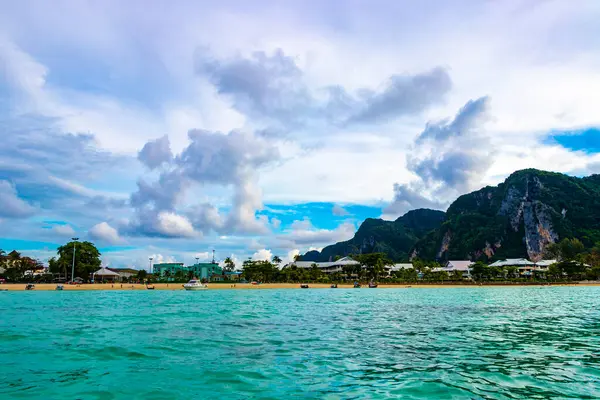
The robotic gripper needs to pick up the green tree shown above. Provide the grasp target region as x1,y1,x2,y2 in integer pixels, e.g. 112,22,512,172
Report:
471,261,490,281
272,255,282,265
545,238,585,262
224,257,236,272
547,264,561,280
56,241,101,281
354,253,392,281
136,269,148,281
451,270,463,281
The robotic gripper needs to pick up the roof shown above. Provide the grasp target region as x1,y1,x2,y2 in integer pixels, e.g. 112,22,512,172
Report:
446,261,474,271
535,259,557,267
390,263,413,271
489,258,535,267
93,266,121,276
153,263,184,267
293,258,360,269
109,268,138,274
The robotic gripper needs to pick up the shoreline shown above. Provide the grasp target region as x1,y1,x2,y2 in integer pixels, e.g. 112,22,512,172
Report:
1,282,598,291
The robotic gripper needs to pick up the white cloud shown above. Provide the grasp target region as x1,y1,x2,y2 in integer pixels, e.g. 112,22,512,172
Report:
332,204,350,216
0,180,36,218
277,219,356,248
89,222,123,244
252,248,273,261
156,212,196,238
3,0,600,268
52,224,75,237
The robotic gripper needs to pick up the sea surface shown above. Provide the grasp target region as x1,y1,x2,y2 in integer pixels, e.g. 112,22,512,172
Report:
1,287,600,399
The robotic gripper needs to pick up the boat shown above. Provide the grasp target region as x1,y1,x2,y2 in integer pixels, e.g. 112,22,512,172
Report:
183,280,208,291
330,283,338,288
146,285,155,290
25,284,35,290
353,282,361,288
300,284,309,289
55,285,64,291
368,282,378,288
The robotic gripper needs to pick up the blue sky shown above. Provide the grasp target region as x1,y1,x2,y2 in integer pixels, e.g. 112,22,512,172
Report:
1,0,600,268
546,128,600,154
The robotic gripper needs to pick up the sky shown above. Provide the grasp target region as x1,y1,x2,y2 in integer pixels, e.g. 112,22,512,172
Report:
1,0,600,269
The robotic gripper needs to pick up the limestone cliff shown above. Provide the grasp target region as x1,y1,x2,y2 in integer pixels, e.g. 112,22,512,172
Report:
414,169,600,261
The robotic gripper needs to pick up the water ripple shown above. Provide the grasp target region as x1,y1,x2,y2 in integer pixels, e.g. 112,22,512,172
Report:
1,287,600,398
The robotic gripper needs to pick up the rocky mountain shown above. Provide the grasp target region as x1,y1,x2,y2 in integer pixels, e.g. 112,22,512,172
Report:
414,169,600,261
301,209,446,262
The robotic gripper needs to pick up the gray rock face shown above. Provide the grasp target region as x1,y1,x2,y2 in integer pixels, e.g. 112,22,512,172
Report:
497,176,558,261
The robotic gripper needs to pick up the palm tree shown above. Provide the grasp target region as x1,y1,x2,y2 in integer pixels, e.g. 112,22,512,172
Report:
272,255,282,265
224,257,236,272
293,254,301,262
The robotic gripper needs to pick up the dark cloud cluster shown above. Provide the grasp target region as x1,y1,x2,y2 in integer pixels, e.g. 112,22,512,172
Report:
0,180,36,218
0,116,133,221
138,135,173,170
383,97,492,218
196,49,452,132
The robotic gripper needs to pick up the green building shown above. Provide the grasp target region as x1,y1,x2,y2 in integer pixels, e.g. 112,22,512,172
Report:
188,263,223,280
153,262,222,281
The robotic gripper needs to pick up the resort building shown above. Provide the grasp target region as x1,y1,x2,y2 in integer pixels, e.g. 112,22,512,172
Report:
430,261,474,278
489,258,537,276
153,262,223,280
291,256,360,274
153,262,186,276
488,258,559,277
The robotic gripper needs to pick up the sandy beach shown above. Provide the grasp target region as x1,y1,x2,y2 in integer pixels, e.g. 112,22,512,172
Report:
0,282,595,291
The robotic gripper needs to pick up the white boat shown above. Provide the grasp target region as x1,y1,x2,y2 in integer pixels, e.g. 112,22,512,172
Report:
183,280,208,291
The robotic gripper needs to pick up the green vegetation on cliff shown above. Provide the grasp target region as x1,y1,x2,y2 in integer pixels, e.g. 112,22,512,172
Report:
414,169,600,261
301,209,445,262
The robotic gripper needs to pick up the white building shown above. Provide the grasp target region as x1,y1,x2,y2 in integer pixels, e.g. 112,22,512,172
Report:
432,260,474,278
291,256,360,274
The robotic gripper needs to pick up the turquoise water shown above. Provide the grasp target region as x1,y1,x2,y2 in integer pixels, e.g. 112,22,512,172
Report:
1,287,600,399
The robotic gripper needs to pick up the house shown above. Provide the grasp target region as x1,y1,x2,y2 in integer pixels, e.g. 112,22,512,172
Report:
225,271,242,281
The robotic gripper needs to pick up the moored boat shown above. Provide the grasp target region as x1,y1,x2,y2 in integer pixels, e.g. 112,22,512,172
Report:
183,280,208,291
55,285,64,291
368,282,378,288
300,284,309,288
330,283,338,288
353,281,361,288
25,284,35,290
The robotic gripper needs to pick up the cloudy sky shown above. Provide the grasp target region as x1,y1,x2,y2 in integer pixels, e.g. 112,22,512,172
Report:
1,0,600,269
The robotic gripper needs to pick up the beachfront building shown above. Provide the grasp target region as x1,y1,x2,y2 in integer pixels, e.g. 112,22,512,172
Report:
153,262,186,277
444,260,474,278
93,266,122,282
225,271,242,281
291,256,361,274
188,262,223,281
154,262,223,281
489,258,537,277
109,268,137,280
387,263,413,277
